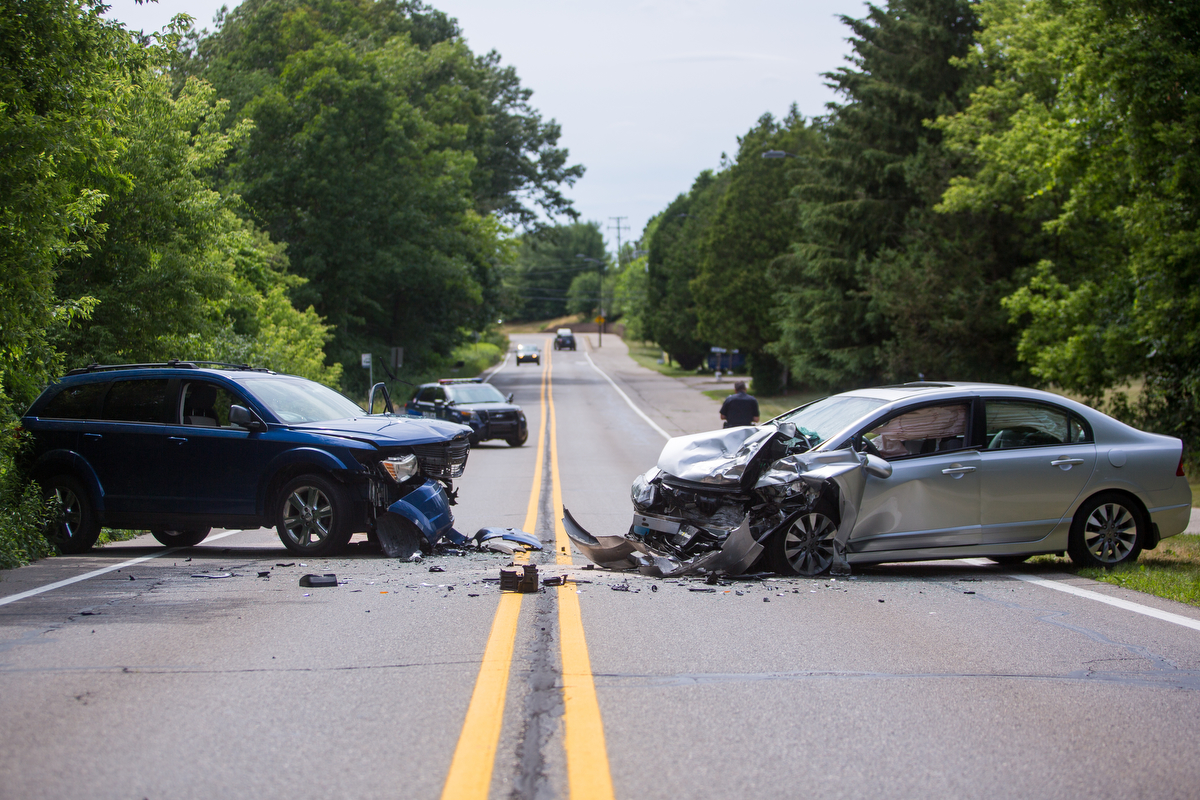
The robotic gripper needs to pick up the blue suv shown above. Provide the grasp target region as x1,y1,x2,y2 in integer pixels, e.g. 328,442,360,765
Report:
21,362,472,557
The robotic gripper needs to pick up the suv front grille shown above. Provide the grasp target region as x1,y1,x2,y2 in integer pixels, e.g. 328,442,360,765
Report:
412,439,470,479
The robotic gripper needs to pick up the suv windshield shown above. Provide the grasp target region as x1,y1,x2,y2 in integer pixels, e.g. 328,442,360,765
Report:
240,377,364,423
772,395,887,447
447,384,506,404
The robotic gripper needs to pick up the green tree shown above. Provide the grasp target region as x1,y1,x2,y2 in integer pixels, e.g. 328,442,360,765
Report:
184,0,582,386
508,221,607,321
644,171,730,369
938,0,1200,456
691,108,820,393
774,0,1022,390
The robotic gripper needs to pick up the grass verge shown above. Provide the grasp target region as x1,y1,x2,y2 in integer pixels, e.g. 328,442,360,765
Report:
625,342,701,379
1029,534,1200,607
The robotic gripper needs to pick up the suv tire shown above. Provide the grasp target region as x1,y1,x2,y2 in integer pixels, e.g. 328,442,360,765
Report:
43,475,102,554
276,474,353,556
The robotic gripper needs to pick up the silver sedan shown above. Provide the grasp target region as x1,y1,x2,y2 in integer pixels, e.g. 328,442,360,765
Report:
564,382,1192,577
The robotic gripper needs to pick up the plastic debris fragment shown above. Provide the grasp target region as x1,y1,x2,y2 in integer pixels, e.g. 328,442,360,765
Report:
499,564,539,593
299,574,338,588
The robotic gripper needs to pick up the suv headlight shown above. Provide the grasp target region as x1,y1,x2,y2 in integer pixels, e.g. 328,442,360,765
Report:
381,454,419,482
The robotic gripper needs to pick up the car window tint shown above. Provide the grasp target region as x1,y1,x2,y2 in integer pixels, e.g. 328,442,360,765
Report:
865,403,969,459
180,382,248,427
986,401,1075,449
39,382,106,419
447,384,505,404
238,377,362,423
102,379,169,423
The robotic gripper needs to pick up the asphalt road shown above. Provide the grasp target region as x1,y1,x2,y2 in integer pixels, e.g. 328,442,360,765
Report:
2,335,1199,800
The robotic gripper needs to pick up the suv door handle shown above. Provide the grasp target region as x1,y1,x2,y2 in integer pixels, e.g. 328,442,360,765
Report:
83,433,102,441
1051,457,1085,468
168,437,188,445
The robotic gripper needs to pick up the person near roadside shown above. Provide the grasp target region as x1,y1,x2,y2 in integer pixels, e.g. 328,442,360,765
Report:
719,381,759,428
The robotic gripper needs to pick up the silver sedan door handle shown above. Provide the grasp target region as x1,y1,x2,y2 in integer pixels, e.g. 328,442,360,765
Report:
1051,457,1085,469
942,465,977,478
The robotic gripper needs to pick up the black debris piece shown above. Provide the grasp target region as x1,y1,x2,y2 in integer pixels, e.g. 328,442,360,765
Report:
257,571,270,578
689,587,716,593
705,573,718,585
543,575,566,587
128,575,136,581
299,574,338,588
191,572,233,579
763,597,770,602
499,564,539,593
583,564,595,570
610,583,631,592
276,562,294,567
80,610,99,616
878,599,885,603
651,585,658,592
468,593,480,597
725,572,772,582
184,557,192,562
429,565,446,573
964,591,976,595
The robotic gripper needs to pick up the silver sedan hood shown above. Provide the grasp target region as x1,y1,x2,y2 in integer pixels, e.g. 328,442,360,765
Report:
656,426,775,485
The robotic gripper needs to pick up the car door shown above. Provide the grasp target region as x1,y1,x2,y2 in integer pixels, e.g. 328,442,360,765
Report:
850,401,982,553
162,380,266,515
407,386,444,419
78,378,172,514
978,399,1097,544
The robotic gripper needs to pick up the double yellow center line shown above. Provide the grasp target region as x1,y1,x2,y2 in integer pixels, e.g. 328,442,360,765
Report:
440,347,614,800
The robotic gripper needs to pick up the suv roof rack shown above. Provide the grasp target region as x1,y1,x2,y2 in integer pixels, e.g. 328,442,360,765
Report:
438,377,484,385
65,360,274,376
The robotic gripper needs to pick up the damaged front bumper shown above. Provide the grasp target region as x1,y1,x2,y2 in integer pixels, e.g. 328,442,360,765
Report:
563,442,892,578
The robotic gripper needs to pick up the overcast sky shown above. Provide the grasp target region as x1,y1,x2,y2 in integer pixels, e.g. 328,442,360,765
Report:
104,0,866,251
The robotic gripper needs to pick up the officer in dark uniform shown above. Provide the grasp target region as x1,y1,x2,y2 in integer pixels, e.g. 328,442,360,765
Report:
719,381,759,428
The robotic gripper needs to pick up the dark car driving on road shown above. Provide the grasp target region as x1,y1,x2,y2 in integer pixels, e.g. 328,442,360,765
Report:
515,344,541,365
554,328,576,350
405,378,528,447
22,362,472,557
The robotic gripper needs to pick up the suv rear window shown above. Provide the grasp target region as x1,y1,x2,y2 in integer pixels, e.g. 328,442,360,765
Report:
39,383,106,420
102,379,170,423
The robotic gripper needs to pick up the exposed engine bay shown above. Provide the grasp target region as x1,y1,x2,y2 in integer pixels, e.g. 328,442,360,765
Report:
563,422,891,578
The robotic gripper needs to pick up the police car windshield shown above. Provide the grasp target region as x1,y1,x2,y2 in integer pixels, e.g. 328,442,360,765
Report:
447,384,506,404
240,377,364,423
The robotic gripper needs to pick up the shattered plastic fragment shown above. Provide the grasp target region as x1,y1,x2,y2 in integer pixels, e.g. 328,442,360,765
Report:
299,574,338,588
499,564,539,593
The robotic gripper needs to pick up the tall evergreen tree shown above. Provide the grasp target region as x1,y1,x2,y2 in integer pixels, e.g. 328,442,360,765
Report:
775,0,1024,389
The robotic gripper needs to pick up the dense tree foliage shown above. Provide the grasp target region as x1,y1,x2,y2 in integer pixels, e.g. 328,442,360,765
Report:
938,0,1200,453
183,0,582,388
506,222,607,321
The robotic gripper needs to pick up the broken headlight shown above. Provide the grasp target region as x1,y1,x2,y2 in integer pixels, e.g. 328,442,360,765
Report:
631,468,660,508
381,453,419,482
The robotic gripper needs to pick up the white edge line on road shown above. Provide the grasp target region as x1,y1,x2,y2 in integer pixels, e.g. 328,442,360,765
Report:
483,352,510,383
0,529,246,608
959,556,1200,632
584,352,671,441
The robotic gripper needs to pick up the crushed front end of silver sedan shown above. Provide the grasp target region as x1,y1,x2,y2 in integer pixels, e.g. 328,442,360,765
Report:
563,423,891,578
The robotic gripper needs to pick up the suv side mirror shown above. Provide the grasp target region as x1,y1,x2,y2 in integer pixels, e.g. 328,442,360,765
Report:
230,405,265,432
506,392,514,403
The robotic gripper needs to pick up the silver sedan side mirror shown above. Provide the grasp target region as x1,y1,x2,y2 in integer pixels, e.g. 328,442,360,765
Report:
864,453,892,479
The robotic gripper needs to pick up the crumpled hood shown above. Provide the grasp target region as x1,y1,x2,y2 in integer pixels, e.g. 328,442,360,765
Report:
292,415,471,446
656,426,775,485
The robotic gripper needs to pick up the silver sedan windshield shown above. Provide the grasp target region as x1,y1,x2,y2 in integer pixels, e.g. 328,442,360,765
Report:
240,377,364,423
773,395,887,446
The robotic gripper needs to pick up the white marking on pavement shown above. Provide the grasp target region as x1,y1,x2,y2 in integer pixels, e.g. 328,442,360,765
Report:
584,352,671,440
959,557,1200,632
483,353,510,382
0,529,247,607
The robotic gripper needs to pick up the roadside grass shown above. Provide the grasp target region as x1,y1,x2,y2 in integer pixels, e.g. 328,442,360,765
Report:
96,528,142,547
1028,534,1200,607
626,341,701,379
502,314,585,334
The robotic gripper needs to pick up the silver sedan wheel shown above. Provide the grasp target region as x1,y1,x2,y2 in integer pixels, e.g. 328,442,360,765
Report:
282,485,334,548
1081,501,1139,564
782,511,837,576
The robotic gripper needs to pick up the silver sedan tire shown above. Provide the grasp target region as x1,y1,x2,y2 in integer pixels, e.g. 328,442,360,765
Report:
1068,492,1144,568
774,505,838,576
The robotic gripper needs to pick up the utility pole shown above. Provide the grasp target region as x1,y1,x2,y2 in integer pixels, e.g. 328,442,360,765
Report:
606,216,629,344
